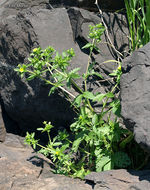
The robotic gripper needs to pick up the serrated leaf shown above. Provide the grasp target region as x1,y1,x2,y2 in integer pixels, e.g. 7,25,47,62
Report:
70,67,80,74
111,100,121,117
83,91,95,100
72,137,82,152
93,125,97,134
85,107,93,118
99,125,110,135
92,114,99,126
60,144,69,152
94,148,103,156
96,156,111,172
93,93,106,102
62,52,67,57
105,92,114,98
73,94,83,107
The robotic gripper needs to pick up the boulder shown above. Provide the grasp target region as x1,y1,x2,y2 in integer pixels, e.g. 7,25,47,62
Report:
85,169,150,190
0,133,92,190
0,0,129,134
0,103,6,142
120,42,150,152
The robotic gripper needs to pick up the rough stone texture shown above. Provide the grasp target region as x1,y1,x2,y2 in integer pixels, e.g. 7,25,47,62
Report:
85,169,150,190
0,133,92,190
0,0,129,134
120,42,150,152
0,103,6,142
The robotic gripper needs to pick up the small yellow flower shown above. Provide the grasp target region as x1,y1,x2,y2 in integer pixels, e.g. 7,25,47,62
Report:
117,65,122,71
79,115,83,120
55,151,59,155
33,48,38,53
19,67,24,73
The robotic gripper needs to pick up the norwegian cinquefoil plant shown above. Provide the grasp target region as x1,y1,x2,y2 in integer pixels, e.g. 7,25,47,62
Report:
15,23,132,178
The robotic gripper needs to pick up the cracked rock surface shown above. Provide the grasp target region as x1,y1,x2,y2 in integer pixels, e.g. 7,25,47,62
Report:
85,169,150,190
120,42,150,152
0,133,92,190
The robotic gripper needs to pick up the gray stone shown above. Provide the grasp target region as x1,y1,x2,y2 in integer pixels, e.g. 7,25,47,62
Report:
128,181,150,190
0,103,6,142
120,42,150,152
85,169,150,190
0,133,92,190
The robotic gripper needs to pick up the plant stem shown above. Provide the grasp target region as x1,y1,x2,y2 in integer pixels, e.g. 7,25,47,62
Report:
95,0,123,59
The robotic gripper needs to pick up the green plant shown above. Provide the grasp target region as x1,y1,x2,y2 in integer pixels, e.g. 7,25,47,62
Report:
15,23,132,179
125,0,150,51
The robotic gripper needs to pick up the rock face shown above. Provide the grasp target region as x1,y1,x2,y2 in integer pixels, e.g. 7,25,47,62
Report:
0,133,92,190
0,0,129,134
0,133,150,190
50,0,125,12
0,103,6,142
120,42,150,152
85,169,150,190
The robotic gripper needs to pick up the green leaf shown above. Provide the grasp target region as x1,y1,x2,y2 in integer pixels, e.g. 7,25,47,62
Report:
83,91,95,100
105,92,114,98
98,125,110,135
93,125,97,134
113,152,131,168
48,86,57,95
38,149,49,156
92,114,99,126
95,148,103,156
69,67,80,75
103,160,112,171
37,128,44,131
93,93,106,102
72,132,85,152
53,142,62,146
111,100,121,117
73,94,83,107
82,43,93,49
27,74,36,81
93,46,100,53
91,71,103,79
96,156,111,172
72,137,82,152
60,143,70,153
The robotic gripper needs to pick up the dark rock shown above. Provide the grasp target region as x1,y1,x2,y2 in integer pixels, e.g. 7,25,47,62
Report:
120,42,150,152
49,0,125,12
85,169,150,190
0,133,92,190
129,181,150,190
0,103,6,142
0,0,129,135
